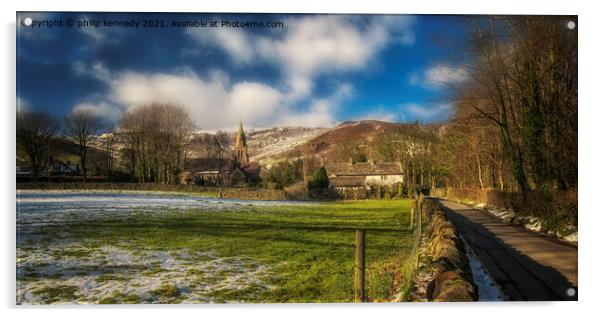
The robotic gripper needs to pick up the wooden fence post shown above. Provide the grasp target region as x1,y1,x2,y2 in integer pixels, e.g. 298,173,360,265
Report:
355,228,366,302
415,195,422,269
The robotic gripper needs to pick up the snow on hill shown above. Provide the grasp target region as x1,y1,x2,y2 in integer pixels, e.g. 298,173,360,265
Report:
247,127,327,165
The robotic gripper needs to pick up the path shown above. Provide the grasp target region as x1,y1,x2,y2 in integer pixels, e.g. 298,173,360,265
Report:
433,198,578,301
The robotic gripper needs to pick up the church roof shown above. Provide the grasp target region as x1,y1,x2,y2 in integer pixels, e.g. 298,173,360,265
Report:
240,162,260,175
187,158,233,173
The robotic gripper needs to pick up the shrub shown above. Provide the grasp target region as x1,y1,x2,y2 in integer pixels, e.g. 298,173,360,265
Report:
261,159,303,189
396,183,404,199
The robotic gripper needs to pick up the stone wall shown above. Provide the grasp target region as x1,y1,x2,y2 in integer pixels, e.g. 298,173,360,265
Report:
420,198,477,301
17,182,287,201
220,188,286,200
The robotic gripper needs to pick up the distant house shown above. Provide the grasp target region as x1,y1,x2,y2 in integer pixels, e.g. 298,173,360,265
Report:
181,122,260,186
16,158,81,181
324,160,403,191
48,159,81,176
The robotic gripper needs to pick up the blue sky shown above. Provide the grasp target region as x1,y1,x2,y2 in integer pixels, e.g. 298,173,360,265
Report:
17,12,470,131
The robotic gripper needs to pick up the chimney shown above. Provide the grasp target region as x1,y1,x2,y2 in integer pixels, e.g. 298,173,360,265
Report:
348,157,353,165
368,159,375,165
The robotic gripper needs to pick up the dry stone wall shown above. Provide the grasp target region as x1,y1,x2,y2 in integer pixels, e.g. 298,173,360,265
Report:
420,198,477,301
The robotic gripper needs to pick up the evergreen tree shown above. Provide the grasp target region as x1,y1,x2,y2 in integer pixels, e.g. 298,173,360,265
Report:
310,166,329,189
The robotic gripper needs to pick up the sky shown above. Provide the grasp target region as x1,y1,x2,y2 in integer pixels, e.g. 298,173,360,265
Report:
16,12,470,131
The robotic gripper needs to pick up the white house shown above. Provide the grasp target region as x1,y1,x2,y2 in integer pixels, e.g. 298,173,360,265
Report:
324,160,404,190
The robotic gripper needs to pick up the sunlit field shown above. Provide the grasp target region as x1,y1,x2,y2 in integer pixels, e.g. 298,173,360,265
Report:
16,191,413,304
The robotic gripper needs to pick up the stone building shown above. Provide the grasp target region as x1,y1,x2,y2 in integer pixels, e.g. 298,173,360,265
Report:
324,159,404,191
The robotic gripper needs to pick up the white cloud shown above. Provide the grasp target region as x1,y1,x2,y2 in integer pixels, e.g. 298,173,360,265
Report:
275,83,353,128
401,102,453,121
185,15,415,101
72,61,111,83
258,15,414,101
72,101,123,121
354,107,399,122
72,67,352,130
228,82,283,122
185,27,254,65
424,65,468,87
80,26,106,42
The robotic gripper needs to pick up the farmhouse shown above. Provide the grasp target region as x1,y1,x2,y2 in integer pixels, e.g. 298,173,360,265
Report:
324,160,404,191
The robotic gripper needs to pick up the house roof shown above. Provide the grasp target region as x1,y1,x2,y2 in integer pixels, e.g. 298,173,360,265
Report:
187,158,232,173
329,176,365,187
240,162,260,175
187,158,260,175
325,161,403,176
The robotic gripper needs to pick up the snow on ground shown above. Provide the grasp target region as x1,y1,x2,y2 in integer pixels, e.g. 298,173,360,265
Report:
16,191,305,304
459,234,506,301
17,190,312,226
17,243,273,304
475,204,578,244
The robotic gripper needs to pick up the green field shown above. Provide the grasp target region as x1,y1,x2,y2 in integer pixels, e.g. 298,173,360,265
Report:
17,194,414,304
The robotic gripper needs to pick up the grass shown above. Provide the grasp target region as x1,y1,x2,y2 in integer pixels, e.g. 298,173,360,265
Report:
32,285,79,304
19,198,414,303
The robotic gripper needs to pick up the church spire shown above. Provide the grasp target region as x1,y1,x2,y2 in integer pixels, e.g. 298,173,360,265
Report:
235,121,249,164
235,120,246,148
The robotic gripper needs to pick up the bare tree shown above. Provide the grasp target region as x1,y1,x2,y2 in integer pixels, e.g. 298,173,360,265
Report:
213,130,232,193
119,104,195,184
98,129,116,178
65,110,105,180
16,111,60,181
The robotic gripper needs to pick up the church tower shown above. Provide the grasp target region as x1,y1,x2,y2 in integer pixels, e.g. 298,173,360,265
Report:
235,121,249,165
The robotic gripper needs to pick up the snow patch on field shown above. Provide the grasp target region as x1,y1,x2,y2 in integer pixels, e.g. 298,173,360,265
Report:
16,192,289,304
17,243,273,304
17,191,313,228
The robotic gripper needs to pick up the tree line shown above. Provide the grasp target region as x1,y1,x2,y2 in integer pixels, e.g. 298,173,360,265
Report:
447,16,577,192
17,104,195,184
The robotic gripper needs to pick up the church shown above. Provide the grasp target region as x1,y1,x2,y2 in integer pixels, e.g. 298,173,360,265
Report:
181,122,261,186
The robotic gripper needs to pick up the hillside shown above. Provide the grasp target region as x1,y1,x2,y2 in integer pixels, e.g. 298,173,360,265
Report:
304,120,407,153
247,127,327,164
258,120,415,164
